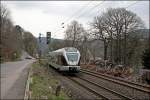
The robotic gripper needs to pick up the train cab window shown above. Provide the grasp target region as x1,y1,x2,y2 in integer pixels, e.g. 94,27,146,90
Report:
66,53,78,62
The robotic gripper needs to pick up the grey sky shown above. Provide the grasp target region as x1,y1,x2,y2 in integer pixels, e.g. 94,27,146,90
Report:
2,1,149,39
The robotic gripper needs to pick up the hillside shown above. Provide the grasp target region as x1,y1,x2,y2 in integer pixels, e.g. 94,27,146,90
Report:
129,29,149,39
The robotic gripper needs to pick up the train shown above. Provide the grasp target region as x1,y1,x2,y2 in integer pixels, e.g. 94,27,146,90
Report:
48,47,81,73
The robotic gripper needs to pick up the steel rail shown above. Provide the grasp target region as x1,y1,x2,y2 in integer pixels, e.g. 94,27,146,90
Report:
81,69,150,93
78,77,134,100
81,68,150,88
68,77,109,100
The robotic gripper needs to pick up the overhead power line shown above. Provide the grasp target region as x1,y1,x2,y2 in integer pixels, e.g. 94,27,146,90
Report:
63,0,105,27
87,1,140,32
77,0,105,19
59,0,105,32
52,0,94,37
52,0,105,38
62,0,94,25
53,1,140,38
126,1,139,8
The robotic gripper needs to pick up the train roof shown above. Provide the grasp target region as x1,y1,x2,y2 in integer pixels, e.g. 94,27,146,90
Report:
49,47,79,56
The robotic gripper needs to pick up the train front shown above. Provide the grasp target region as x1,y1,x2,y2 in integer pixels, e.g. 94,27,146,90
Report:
63,47,81,72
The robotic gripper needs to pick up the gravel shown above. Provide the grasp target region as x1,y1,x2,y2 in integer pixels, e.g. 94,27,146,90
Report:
47,67,99,100
79,72,150,100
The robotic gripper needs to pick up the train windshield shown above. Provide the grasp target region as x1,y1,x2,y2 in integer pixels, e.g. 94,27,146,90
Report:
66,53,78,62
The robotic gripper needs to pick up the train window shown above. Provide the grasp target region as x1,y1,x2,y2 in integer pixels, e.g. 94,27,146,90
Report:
66,53,78,62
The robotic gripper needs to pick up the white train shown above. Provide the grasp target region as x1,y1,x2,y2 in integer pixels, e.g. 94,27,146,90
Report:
48,47,81,72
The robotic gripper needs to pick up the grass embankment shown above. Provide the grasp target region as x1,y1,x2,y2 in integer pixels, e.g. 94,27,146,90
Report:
30,60,69,100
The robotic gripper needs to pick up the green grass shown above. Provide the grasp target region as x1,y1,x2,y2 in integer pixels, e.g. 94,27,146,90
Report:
30,61,69,100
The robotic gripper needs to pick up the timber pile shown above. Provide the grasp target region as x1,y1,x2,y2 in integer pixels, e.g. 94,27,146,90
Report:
82,64,150,85
81,64,134,78
140,69,150,84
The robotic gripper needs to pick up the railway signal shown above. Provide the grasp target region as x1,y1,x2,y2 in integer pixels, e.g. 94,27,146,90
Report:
47,32,51,44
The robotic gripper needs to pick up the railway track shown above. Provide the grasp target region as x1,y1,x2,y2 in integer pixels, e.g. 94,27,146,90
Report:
68,76,134,100
80,69,150,99
68,77,122,100
81,69,150,92
82,68,150,88
48,63,149,99
50,66,127,99
68,77,108,99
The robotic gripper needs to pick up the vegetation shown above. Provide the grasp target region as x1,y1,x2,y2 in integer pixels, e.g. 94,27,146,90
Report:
0,5,38,62
23,31,38,57
63,8,148,74
65,20,87,47
90,8,145,65
1,5,22,61
142,48,150,69
30,61,69,99
49,39,65,51
64,20,90,63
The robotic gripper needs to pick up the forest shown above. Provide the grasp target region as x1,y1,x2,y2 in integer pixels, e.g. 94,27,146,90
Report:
0,5,38,62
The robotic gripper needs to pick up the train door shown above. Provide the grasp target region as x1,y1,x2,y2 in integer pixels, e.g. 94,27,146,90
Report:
61,55,68,66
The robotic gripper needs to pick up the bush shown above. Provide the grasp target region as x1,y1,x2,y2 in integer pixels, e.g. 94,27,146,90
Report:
142,48,150,69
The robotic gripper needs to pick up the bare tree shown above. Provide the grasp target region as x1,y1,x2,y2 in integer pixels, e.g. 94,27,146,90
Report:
65,20,88,63
91,16,110,60
65,20,86,47
0,5,16,60
91,8,145,65
1,5,38,61
102,8,145,65
1,4,10,25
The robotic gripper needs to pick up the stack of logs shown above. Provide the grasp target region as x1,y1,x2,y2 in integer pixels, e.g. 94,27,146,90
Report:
140,69,150,84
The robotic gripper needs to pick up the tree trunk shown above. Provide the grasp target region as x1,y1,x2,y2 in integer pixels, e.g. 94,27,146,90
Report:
104,41,108,60
72,25,76,47
110,37,113,63
149,29,150,49
124,32,127,65
118,36,122,64
116,35,119,64
124,24,127,66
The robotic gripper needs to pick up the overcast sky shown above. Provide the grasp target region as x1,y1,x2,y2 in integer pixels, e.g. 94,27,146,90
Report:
2,1,149,39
